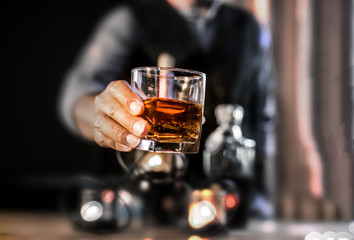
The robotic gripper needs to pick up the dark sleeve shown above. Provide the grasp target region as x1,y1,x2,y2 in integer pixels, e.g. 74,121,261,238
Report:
57,5,138,135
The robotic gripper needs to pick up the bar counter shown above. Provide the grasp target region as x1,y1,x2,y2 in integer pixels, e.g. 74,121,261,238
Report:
0,210,352,240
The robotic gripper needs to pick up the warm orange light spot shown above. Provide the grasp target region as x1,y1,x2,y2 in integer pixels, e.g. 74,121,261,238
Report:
188,236,210,240
223,193,239,209
188,236,202,240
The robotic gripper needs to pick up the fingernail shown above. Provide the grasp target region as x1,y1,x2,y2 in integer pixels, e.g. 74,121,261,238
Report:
126,134,140,147
120,145,132,152
129,101,141,115
133,121,145,136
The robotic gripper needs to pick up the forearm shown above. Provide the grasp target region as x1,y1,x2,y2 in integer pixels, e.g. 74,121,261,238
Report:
73,95,97,141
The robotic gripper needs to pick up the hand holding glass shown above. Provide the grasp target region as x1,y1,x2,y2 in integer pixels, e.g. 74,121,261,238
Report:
131,67,206,153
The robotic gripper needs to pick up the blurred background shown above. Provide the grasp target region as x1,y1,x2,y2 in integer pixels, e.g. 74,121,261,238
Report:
1,0,353,230
2,0,125,210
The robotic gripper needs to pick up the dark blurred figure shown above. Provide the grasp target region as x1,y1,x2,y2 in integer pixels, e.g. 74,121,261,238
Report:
58,0,277,219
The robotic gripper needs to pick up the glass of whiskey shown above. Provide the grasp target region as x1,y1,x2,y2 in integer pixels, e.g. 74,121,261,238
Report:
131,66,206,153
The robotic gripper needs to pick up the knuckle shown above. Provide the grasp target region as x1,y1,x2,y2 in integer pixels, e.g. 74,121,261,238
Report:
112,127,125,142
93,131,105,146
107,80,123,95
94,94,102,105
107,103,120,118
92,113,106,129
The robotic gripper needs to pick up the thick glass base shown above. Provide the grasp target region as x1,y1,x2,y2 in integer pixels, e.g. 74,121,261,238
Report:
136,139,200,153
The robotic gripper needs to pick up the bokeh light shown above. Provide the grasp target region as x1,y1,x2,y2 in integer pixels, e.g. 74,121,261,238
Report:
80,201,103,222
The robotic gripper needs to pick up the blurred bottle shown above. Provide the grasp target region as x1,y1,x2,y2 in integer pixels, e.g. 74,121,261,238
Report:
203,104,256,228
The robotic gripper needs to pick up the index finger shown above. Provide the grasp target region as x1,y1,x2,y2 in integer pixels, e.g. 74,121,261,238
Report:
107,80,144,116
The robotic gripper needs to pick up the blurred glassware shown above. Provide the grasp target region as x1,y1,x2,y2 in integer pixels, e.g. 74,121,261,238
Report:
116,150,188,183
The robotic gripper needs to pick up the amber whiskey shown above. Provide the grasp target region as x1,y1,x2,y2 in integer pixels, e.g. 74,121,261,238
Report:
141,97,202,143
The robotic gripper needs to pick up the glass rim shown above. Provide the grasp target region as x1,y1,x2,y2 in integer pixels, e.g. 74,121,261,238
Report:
131,66,206,80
